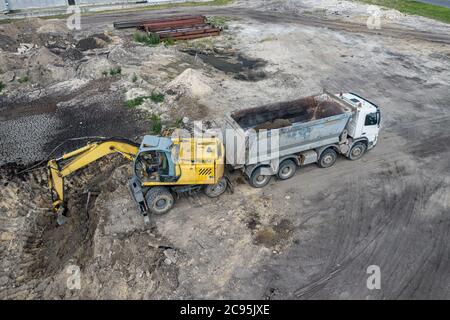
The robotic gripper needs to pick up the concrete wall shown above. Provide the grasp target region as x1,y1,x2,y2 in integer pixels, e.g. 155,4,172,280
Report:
0,0,7,12
1,0,204,12
5,0,67,11
76,0,138,5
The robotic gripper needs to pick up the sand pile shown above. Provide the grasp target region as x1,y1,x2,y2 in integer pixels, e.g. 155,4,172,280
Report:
166,68,212,98
36,20,68,34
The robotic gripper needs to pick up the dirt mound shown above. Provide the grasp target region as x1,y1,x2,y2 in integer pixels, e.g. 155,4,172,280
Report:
36,20,68,34
24,47,77,86
76,34,110,51
60,48,83,61
32,47,62,66
0,34,18,52
166,68,212,97
77,57,113,79
0,18,74,53
0,54,20,74
315,100,344,118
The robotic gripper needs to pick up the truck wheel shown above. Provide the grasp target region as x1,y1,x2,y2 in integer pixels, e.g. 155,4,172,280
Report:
277,160,296,180
249,168,271,188
205,177,227,198
348,142,367,160
318,149,337,168
145,187,174,215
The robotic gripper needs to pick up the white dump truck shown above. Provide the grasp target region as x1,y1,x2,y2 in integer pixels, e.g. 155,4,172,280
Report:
223,91,381,187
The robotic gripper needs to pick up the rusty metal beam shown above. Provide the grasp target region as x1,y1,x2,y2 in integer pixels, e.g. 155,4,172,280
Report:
167,32,221,41
114,15,205,29
158,27,221,39
141,22,208,32
139,17,206,32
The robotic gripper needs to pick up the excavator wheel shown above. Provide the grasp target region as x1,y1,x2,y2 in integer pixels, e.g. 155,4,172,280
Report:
204,177,228,198
145,187,174,215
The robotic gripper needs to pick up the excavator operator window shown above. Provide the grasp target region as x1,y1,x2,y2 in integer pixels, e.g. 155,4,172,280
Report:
137,151,169,182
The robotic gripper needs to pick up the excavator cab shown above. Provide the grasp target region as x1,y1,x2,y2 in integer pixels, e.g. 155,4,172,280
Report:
133,136,180,183
135,151,174,182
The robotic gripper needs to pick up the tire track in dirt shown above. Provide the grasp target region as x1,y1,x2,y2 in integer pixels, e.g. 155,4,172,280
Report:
390,161,450,299
292,164,449,299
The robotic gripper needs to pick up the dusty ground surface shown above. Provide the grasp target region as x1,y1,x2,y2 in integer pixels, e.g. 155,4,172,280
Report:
1,0,450,299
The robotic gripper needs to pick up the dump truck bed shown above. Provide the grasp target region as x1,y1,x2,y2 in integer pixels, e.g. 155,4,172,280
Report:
224,93,354,167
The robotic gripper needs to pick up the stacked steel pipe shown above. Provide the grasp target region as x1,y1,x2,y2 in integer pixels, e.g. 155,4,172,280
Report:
114,15,222,41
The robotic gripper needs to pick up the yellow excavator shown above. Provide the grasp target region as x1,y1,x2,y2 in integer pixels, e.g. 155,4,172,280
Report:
47,135,228,224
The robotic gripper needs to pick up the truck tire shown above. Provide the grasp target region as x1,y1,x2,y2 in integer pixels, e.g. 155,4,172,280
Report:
249,168,271,188
348,142,367,160
205,177,227,198
277,160,296,180
318,149,337,168
145,187,174,215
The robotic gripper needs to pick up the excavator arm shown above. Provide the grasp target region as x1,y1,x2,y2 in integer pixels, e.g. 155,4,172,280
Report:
47,138,139,222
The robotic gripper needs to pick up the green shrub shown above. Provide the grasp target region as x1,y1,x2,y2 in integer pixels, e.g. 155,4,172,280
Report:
0,81,5,93
133,32,160,46
173,118,183,128
207,16,229,29
18,76,29,83
147,33,161,45
149,114,162,135
125,96,146,108
150,91,165,103
133,32,147,43
164,37,176,46
131,73,138,83
125,91,164,108
109,66,122,76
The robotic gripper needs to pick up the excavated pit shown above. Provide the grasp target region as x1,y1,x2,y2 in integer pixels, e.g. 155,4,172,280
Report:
0,157,178,299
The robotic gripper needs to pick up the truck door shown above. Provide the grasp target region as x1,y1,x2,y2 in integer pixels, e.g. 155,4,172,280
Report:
363,111,380,147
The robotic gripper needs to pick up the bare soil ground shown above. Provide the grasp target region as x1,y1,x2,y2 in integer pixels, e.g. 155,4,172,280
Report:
1,0,449,299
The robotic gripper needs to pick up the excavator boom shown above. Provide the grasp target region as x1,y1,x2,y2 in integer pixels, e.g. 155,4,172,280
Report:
47,138,139,221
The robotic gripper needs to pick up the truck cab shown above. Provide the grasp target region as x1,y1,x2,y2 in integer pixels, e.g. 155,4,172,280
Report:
340,92,381,150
